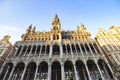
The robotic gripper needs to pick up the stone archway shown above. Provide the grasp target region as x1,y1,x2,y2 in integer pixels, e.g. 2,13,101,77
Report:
64,60,75,80
51,61,61,80
0,62,13,80
23,62,36,80
87,60,101,79
76,60,89,80
98,59,114,79
11,62,25,79
36,61,48,80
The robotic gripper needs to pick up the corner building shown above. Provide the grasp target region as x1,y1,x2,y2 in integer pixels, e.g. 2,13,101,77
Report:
0,35,12,68
0,15,116,80
96,26,120,79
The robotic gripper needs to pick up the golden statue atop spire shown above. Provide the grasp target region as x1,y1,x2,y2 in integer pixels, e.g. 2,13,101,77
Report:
52,15,60,26
0,34,11,44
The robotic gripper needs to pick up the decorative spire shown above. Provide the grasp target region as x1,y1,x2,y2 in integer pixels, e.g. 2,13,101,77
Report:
0,34,11,43
52,15,60,26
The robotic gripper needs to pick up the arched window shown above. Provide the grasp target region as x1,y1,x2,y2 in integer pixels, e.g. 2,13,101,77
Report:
93,43,101,53
67,44,71,54
41,45,45,54
80,44,85,53
85,43,90,53
53,44,60,55
62,44,66,54
89,43,96,53
71,44,76,53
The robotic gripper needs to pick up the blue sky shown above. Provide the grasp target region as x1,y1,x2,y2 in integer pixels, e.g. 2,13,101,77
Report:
0,0,120,44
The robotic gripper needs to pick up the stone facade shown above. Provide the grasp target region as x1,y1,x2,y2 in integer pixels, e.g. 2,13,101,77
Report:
96,26,120,79
0,35,12,68
0,15,117,80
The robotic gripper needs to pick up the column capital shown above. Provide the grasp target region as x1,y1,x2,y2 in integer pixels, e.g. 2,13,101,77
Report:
48,63,52,66
61,63,64,66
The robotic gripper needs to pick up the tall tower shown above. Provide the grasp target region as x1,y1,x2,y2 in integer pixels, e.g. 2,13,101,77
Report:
51,15,62,42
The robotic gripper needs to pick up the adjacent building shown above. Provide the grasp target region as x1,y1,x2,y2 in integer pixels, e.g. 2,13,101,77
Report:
0,35,12,68
0,15,116,80
96,26,120,79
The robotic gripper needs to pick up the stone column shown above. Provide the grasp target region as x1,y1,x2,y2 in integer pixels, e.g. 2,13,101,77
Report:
95,62,104,80
104,60,117,79
14,48,19,56
0,63,5,75
78,42,84,57
60,44,63,58
34,65,39,80
34,45,38,55
87,43,94,56
3,66,10,80
61,63,65,80
24,46,28,56
92,43,97,53
49,44,52,58
18,46,24,56
48,63,51,80
29,45,33,56
21,65,27,80
39,45,42,56
84,63,92,80
102,62,110,79
8,66,15,80
73,64,79,80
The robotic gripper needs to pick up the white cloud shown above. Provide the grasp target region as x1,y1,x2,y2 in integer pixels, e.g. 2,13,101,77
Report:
0,25,20,32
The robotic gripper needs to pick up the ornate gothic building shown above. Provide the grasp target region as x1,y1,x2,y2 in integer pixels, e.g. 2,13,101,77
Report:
96,26,120,79
0,35,12,68
0,15,116,80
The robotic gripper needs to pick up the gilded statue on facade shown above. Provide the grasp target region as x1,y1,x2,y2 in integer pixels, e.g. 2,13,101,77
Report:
0,34,11,43
52,15,60,26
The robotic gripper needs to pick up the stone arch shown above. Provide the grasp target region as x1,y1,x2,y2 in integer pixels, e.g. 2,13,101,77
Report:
23,62,36,80
51,61,61,80
87,59,101,79
36,61,48,80
64,60,75,80
11,62,25,79
75,60,89,80
98,59,114,79
0,62,14,80
53,44,60,55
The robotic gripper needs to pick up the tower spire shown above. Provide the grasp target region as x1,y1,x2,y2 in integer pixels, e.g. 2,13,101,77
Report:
52,15,61,27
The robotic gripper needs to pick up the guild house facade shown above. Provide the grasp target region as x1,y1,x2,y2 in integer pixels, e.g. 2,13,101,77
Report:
0,15,116,80
0,35,12,68
96,26,120,79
